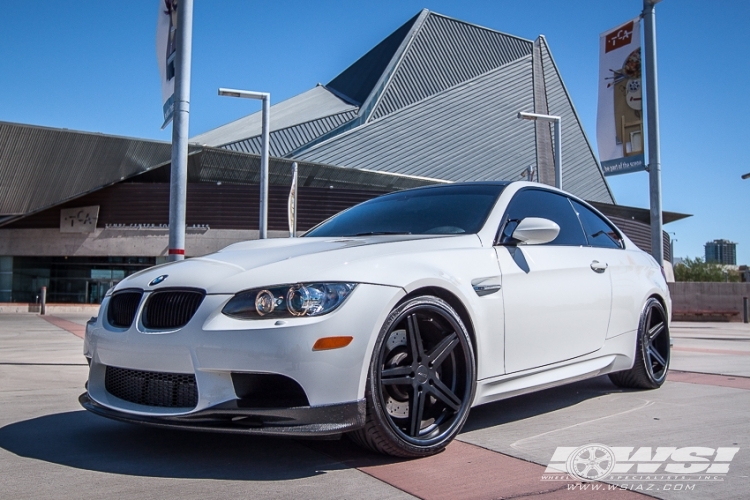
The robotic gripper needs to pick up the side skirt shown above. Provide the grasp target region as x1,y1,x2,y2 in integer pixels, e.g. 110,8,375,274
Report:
473,330,637,407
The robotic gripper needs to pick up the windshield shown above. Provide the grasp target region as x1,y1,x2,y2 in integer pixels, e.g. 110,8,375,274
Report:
305,184,506,237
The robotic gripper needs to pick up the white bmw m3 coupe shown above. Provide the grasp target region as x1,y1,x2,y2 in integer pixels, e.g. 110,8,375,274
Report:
81,181,671,457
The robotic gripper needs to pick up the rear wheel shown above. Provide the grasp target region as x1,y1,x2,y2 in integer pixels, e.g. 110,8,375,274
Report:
609,297,670,389
350,296,476,457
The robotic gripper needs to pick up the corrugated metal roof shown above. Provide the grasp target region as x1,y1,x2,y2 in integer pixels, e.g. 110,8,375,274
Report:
295,57,539,183
0,118,439,225
193,147,443,191
190,85,358,147
221,110,357,157
369,12,533,121
294,38,614,203
327,12,420,106
190,10,612,205
288,13,613,204
0,122,172,217
538,37,614,204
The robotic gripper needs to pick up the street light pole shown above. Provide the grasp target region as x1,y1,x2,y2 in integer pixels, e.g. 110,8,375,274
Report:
643,0,664,265
218,88,271,239
167,0,194,261
518,112,562,190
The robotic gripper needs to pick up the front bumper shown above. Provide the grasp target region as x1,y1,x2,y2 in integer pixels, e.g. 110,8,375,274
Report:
83,283,403,431
79,392,365,436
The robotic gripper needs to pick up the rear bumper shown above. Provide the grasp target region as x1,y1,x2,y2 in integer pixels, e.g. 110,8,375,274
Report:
79,392,365,437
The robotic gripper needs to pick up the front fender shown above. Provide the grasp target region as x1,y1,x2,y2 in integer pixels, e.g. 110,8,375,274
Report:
347,249,505,380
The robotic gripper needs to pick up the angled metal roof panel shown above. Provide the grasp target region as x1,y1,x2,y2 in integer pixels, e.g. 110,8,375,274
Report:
538,37,614,204
190,85,357,147
222,110,357,157
295,57,540,184
369,12,533,121
194,147,442,191
326,12,421,106
0,122,172,216
591,202,691,225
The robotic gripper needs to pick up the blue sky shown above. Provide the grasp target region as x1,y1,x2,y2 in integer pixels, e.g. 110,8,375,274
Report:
1,1,748,264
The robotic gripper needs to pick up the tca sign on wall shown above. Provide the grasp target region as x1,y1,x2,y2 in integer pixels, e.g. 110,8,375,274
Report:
60,206,100,233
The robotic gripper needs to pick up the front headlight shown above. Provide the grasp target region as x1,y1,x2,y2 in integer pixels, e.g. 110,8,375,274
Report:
222,283,357,320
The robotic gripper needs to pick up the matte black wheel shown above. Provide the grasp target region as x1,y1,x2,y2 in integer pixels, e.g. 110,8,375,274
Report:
350,296,476,457
609,297,670,389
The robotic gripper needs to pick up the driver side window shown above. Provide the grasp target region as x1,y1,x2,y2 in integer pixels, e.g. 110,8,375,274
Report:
499,189,587,246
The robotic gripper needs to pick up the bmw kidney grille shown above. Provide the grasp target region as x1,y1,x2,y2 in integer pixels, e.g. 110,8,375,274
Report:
142,289,205,329
107,290,143,328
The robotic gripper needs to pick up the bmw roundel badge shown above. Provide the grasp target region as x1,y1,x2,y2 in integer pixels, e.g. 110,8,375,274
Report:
149,275,168,286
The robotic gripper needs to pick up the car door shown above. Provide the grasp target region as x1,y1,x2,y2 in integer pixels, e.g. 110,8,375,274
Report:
570,199,636,338
495,188,612,374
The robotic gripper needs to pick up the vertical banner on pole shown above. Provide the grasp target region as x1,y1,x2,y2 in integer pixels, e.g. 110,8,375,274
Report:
157,0,177,128
597,17,646,176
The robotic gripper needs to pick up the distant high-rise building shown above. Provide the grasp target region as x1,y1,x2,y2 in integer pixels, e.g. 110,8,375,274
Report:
705,239,737,265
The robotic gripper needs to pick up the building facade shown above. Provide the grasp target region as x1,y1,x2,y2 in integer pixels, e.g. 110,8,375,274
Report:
705,239,737,266
0,10,687,304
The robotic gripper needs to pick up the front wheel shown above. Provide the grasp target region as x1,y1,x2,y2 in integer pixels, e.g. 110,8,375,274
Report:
609,297,670,389
350,296,476,457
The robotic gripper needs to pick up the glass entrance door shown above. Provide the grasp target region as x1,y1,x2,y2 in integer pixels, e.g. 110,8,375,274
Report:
86,280,116,304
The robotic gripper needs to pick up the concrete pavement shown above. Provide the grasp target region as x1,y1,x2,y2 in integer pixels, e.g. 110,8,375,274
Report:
670,322,750,376
0,314,413,500
0,314,748,499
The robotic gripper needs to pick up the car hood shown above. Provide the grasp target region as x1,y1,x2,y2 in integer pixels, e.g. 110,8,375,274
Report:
116,234,483,294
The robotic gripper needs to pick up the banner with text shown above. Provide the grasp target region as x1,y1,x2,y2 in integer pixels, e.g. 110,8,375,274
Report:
597,17,645,176
157,0,177,128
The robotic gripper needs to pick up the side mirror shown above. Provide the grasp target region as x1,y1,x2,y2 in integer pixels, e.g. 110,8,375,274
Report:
511,217,560,245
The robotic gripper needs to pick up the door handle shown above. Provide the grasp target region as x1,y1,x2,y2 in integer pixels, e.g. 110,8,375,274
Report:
590,260,608,273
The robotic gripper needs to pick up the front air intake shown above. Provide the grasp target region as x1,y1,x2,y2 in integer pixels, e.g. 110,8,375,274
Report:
231,373,310,408
105,366,198,408
142,289,205,330
107,289,143,328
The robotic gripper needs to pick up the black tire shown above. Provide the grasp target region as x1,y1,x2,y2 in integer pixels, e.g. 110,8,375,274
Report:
350,296,476,457
609,297,670,389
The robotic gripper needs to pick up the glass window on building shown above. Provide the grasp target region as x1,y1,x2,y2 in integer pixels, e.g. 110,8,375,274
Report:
6,256,156,304
0,256,13,302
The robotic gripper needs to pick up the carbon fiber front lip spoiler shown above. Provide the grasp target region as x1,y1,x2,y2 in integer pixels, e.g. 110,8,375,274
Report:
79,393,365,437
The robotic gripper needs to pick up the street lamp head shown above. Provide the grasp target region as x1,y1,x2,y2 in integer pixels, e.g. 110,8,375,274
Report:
517,111,561,123
218,88,270,101
742,172,750,180
218,89,242,98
